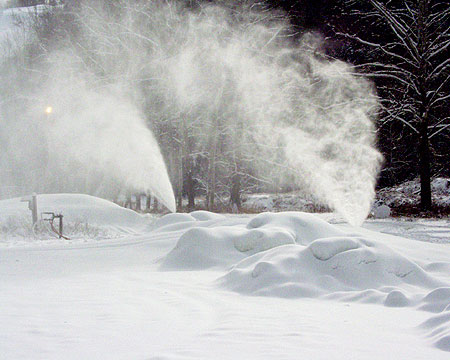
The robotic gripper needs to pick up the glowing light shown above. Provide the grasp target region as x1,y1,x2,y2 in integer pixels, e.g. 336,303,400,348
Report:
45,106,53,114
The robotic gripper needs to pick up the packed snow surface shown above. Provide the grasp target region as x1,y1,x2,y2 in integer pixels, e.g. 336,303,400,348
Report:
1,194,450,359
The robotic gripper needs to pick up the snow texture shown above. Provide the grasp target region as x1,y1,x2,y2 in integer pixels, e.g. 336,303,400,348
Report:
377,177,450,209
1,194,450,358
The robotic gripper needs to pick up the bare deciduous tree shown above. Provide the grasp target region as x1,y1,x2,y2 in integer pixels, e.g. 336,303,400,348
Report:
334,0,450,210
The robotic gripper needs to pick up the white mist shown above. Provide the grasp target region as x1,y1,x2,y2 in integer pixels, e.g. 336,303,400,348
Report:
0,1,382,224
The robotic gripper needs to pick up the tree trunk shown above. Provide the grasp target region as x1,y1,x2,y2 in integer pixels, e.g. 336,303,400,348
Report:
207,152,216,211
136,193,141,212
153,197,159,212
125,194,132,209
207,124,218,211
176,148,183,212
186,167,195,211
419,121,432,210
417,0,432,211
182,124,195,212
146,195,152,211
230,172,241,212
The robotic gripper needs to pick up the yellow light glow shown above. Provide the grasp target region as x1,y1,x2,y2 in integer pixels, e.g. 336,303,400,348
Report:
45,106,53,114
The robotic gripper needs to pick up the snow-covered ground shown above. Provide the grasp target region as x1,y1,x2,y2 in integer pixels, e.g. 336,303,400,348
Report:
376,177,450,210
239,177,450,216
1,194,449,359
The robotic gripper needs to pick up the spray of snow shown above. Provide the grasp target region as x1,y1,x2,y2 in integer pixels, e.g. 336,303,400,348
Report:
38,57,175,211
157,3,382,225
0,1,382,223
0,6,176,211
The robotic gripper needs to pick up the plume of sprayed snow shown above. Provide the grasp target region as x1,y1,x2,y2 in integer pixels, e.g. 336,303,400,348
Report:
157,4,382,225
0,0,381,223
0,50,176,212
272,37,383,225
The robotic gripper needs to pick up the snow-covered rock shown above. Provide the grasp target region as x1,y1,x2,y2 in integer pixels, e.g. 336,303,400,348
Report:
373,204,391,219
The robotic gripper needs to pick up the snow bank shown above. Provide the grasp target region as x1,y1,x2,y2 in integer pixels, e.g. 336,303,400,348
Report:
151,211,227,233
247,212,345,245
218,236,443,299
160,211,449,322
419,287,450,313
161,225,295,270
1,205,450,354
242,194,274,211
421,312,450,352
0,193,147,227
151,213,197,230
162,227,247,269
199,212,450,353
190,210,226,221
241,192,326,213
161,211,347,270
377,177,450,209
0,194,150,244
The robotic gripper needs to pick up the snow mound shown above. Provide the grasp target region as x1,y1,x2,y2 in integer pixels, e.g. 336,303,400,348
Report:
151,211,226,233
247,212,345,245
419,288,450,313
308,237,360,260
421,312,450,352
432,178,450,194
242,194,274,211
161,226,295,270
384,290,411,307
152,213,196,230
372,204,391,219
219,237,443,299
241,192,327,213
190,210,225,221
0,194,146,227
0,194,149,244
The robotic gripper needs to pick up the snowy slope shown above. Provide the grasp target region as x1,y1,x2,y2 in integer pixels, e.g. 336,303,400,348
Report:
1,194,449,359
0,4,58,56
1,5,31,59
0,194,152,246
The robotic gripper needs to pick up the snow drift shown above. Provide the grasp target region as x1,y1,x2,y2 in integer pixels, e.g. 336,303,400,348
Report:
0,194,150,244
1,194,450,356
157,210,450,354
162,225,295,270
218,238,443,299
